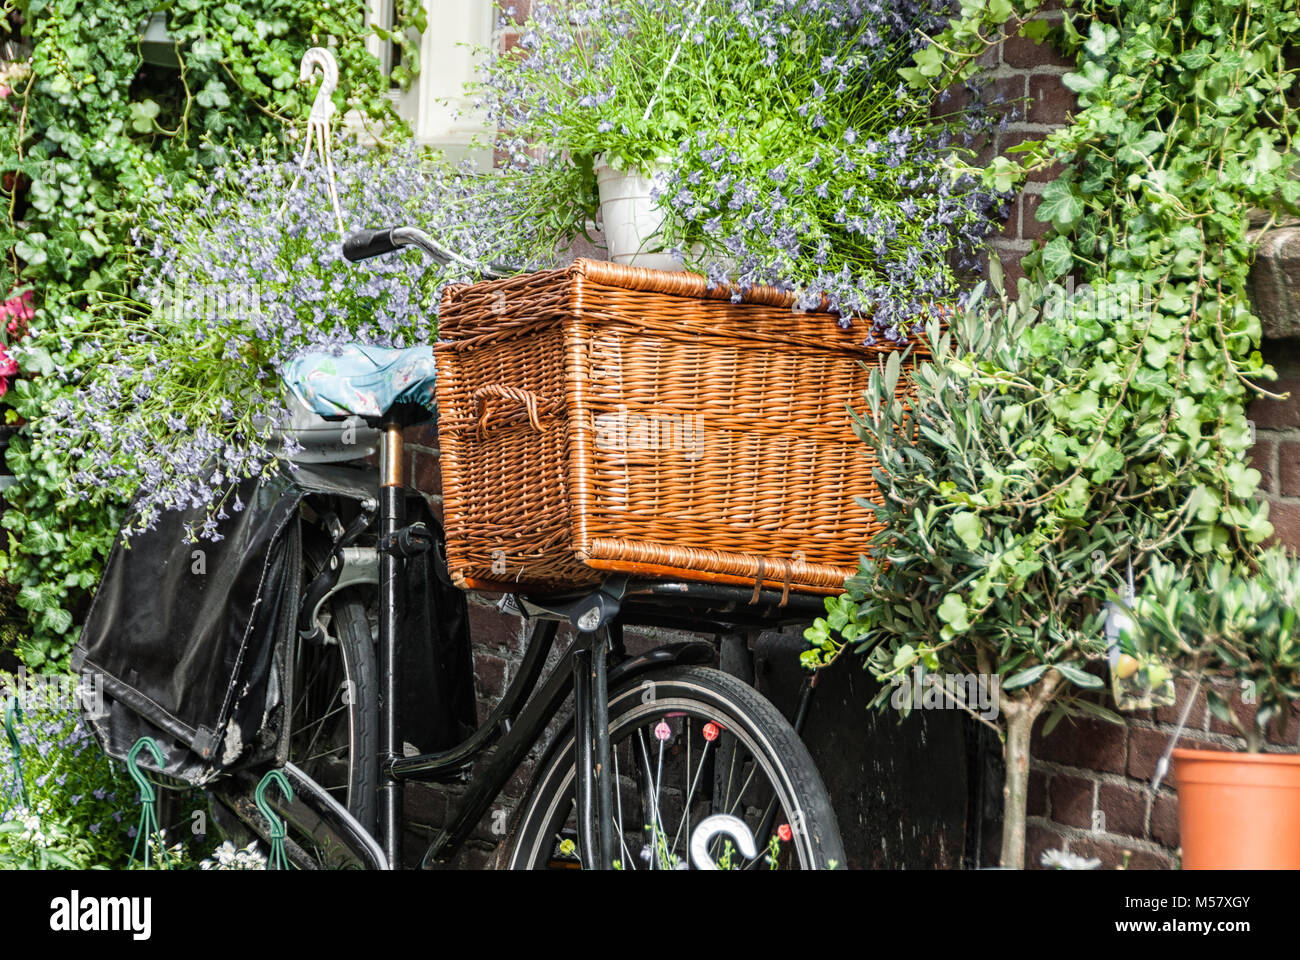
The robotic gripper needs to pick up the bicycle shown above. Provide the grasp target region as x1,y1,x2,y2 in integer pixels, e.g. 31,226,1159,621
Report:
210,226,846,871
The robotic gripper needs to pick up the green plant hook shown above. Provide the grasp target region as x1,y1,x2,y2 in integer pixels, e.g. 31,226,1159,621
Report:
3,699,29,811
255,768,293,870
126,736,169,869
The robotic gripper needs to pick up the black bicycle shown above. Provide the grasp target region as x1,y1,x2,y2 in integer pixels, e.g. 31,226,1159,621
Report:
211,227,845,871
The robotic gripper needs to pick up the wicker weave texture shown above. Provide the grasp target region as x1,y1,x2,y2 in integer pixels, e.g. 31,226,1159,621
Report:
435,258,918,595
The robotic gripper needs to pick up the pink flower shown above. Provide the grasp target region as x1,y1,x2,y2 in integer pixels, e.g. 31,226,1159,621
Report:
0,342,18,397
2,289,33,336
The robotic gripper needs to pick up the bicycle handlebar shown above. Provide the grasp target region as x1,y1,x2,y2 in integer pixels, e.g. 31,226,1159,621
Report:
342,225,521,279
342,228,401,262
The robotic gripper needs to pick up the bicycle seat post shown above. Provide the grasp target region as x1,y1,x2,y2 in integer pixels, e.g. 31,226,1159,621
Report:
378,417,406,869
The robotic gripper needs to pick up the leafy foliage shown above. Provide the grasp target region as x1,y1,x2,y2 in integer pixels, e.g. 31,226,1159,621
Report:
0,0,417,666
1130,547,1300,752
808,0,1299,865
804,271,1194,731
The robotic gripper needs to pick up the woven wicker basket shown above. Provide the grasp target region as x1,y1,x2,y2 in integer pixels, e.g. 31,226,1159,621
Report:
434,258,920,597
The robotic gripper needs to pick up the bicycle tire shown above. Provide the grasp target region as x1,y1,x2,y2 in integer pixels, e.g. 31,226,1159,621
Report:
505,665,844,870
287,591,379,836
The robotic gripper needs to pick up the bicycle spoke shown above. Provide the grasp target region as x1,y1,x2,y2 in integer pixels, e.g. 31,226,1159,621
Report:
611,739,634,870
669,729,713,858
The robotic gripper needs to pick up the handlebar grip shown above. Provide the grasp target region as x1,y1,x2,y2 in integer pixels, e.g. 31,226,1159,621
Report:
342,228,400,262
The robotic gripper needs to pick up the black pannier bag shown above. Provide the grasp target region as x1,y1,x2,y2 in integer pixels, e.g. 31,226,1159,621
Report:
73,473,302,786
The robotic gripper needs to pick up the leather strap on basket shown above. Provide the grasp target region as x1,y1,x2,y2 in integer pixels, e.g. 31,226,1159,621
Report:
750,557,767,605
781,552,806,608
750,553,803,607
472,384,557,438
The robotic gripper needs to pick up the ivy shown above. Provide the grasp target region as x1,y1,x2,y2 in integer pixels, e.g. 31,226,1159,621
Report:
0,0,420,667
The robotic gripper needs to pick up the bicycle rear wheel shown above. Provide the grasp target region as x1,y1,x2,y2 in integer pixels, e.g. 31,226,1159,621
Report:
506,665,843,870
287,591,379,836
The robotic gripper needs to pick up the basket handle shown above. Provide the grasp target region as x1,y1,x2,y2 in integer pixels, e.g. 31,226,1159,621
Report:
472,384,558,436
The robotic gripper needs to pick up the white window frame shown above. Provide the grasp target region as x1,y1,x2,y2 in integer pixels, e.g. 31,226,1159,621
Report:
366,0,495,168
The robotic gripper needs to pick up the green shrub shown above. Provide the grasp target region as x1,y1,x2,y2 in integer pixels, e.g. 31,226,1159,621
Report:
0,0,419,667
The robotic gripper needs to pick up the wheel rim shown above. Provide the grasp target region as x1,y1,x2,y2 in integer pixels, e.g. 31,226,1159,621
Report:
517,694,817,870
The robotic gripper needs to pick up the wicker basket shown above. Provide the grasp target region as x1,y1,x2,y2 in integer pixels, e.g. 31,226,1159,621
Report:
434,258,920,597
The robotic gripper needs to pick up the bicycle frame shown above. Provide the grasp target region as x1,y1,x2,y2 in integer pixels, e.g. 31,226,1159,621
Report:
298,410,825,869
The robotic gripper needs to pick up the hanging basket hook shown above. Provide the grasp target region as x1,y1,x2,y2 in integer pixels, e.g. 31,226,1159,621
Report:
125,736,165,805
126,736,169,868
255,768,295,870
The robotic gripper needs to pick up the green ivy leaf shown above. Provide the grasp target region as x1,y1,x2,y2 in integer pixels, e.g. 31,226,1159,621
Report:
1040,235,1074,278
1037,179,1084,231
129,99,160,134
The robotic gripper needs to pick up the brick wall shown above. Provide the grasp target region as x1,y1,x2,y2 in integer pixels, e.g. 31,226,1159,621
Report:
973,10,1077,289
986,674,1300,871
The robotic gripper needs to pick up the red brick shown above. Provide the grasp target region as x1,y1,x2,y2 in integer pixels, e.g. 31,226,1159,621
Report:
1154,678,1206,727
1267,703,1300,748
1026,71,1076,125
1032,716,1127,775
1127,726,1177,782
498,0,528,23
1280,441,1300,497
468,602,526,653
1068,835,1174,870
1023,822,1067,869
460,842,499,869
1207,682,1258,739
1097,782,1147,839
1268,499,1300,550
931,83,968,120
1133,734,1221,785
404,782,449,828
1003,31,1074,70
1150,789,1180,847
1027,769,1048,817
990,75,1028,122
1248,381,1300,428
1048,774,1094,829
474,650,509,701
1027,160,1066,183
1020,192,1050,241
1250,437,1276,494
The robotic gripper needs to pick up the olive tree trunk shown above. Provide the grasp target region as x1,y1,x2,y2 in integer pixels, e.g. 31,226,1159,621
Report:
998,672,1061,869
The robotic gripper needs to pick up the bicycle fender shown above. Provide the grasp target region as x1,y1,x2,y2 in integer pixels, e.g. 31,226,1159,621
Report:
607,641,715,690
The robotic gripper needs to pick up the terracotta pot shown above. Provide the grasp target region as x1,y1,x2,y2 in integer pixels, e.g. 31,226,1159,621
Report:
1174,748,1300,869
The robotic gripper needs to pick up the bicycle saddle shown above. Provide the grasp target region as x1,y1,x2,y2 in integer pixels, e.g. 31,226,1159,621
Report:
283,343,437,420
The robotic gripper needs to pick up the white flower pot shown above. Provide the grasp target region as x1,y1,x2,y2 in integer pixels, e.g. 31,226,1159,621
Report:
594,156,682,271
